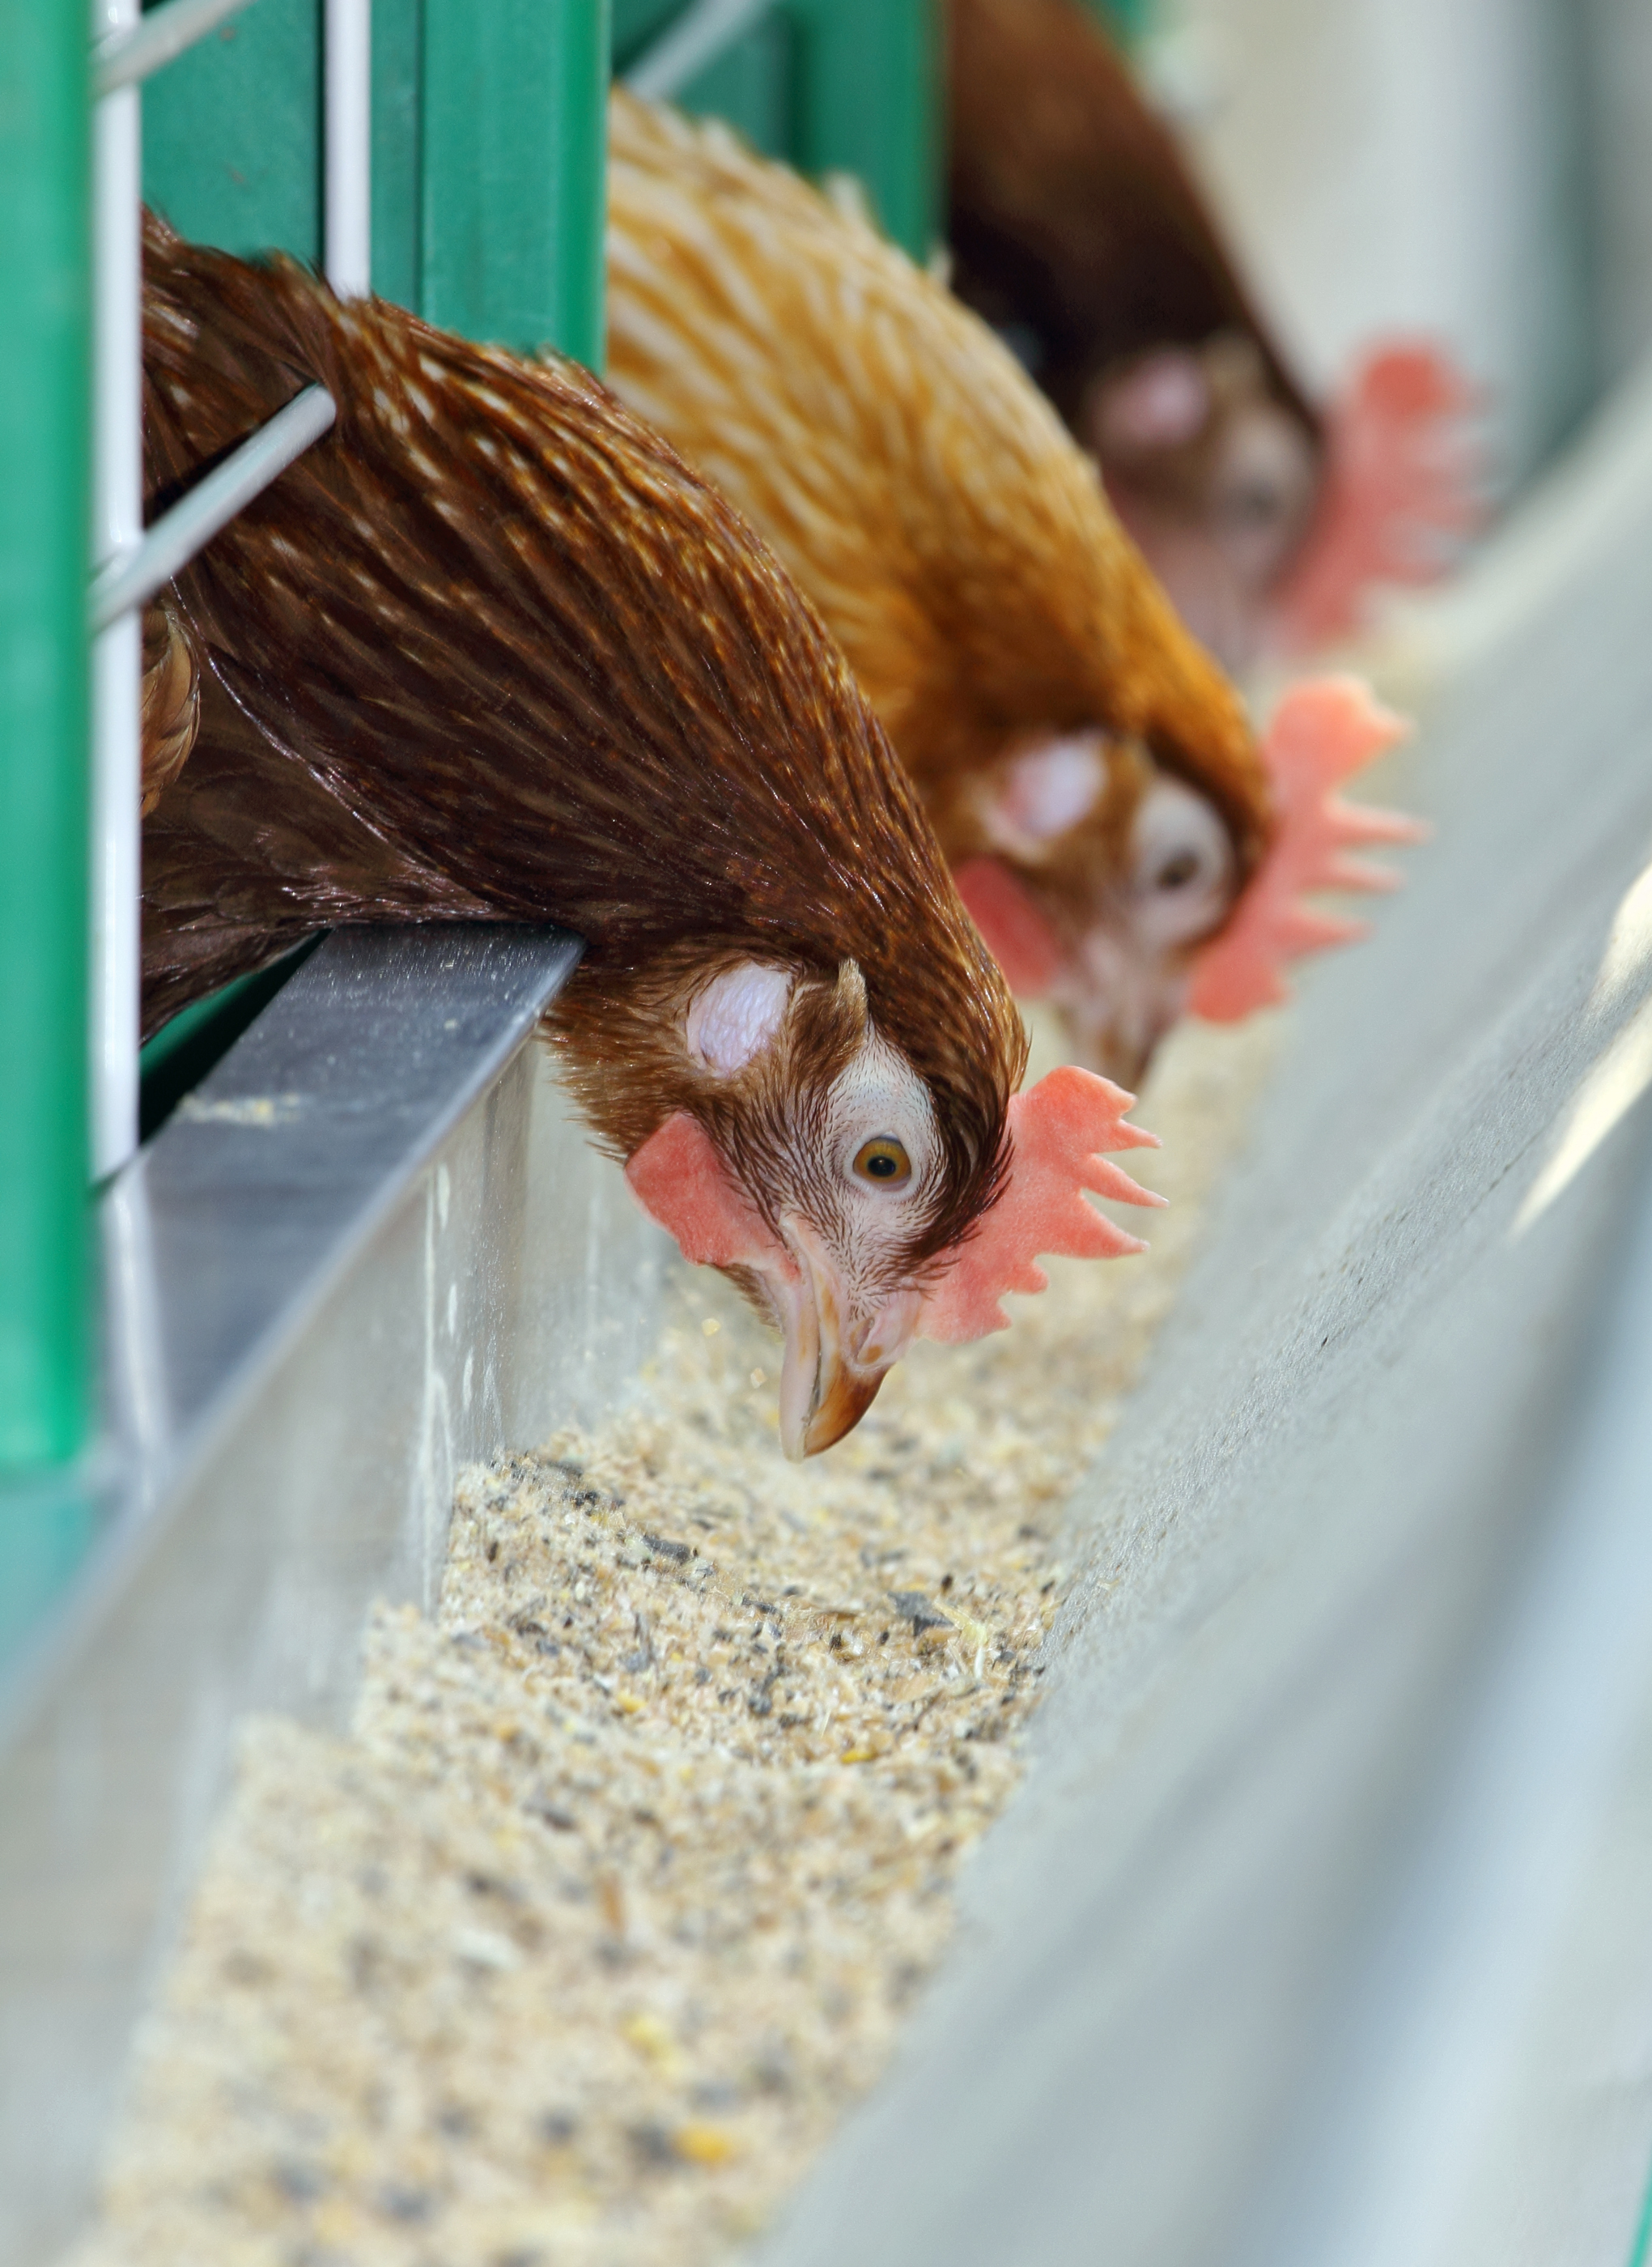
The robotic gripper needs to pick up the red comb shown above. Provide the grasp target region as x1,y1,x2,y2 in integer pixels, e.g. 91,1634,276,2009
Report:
920,1066,1164,1343
1272,342,1483,653
625,1110,793,1277
1189,676,1420,1023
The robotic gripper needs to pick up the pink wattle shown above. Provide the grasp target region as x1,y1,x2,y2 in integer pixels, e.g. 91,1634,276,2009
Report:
956,857,1068,995
919,1065,1164,1344
625,1076,1160,1354
1271,342,1482,654
1188,676,1421,1023
624,1111,792,1277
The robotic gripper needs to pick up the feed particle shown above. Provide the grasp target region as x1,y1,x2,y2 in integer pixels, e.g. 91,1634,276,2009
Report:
69,1015,1276,2267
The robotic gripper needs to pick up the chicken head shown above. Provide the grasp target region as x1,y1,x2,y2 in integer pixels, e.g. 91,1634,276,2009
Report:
1088,338,1320,672
626,958,1162,1457
957,678,1421,1071
953,730,1239,1084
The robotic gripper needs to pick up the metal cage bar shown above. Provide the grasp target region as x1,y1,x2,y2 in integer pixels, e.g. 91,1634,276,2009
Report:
89,385,338,632
94,0,257,98
88,0,363,1185
325,0,372,296
89,0,143,1183
623,0,772,100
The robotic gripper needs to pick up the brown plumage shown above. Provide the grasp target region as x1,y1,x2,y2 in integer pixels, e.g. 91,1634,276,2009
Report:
139,215,1158,1457
605,90,1270,1081
945,0,1323,666
139,594,199,815
946,0,1317,438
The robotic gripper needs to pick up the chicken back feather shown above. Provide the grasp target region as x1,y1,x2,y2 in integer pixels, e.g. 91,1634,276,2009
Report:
139,215,1158,1457
945,0,1478,669
605,88,1276,1087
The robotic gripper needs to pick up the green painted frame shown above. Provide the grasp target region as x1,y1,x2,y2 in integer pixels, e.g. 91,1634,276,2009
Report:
614,0,940,264
143,0,611,364
0,0,92,1474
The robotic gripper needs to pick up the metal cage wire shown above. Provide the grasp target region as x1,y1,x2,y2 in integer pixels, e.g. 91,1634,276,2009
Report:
87,0,366,1180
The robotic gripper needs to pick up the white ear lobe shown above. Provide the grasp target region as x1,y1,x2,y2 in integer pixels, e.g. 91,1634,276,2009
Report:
1095,350,1212,454
686,963,795,1077
981,734,1110,860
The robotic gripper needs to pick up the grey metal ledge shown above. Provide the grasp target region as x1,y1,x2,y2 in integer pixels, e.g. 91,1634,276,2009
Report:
113,924,580,1466
0,921,695,2267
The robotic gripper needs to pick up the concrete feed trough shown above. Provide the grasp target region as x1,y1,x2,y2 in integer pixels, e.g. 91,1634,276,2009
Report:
6,371,1652,2267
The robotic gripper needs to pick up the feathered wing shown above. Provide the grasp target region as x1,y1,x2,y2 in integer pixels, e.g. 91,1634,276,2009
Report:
142,661,496,1035
140,214,1026,1249
605,89,1272,867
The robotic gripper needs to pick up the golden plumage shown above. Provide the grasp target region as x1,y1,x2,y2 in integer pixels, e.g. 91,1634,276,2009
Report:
605,89,1270,874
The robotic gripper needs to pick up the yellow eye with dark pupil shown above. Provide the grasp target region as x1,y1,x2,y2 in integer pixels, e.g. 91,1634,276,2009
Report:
853,1137,911,1188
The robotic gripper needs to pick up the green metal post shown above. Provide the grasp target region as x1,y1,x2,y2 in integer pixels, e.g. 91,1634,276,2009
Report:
0,0,91,1472
372,0,425,310
784,0,939,264
422,0,610,368
143,0,324,264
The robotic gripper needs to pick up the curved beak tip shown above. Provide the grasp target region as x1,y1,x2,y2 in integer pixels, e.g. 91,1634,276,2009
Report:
772,1232,919,1461
794,1363,889,1461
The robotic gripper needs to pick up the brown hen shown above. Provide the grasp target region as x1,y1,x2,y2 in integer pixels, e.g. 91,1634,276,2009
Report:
946,0,1478,665
140,215,1160,1457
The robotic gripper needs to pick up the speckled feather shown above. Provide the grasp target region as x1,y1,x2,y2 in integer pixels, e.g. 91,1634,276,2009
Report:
605,90,1270,876
140,215,1026,1264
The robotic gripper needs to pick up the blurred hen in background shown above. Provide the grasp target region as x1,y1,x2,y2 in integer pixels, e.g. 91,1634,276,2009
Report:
945,0,1480,669
606,92,1415,1088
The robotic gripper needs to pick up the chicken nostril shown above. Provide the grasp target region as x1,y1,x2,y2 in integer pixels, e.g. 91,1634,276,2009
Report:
850,1290,923,1372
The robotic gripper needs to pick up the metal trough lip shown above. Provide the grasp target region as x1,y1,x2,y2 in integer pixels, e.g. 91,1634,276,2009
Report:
0,922,581,1733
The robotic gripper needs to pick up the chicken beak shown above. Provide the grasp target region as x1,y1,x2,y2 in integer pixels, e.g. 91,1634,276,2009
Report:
1060,955,1188,1090
771,1218,922,1461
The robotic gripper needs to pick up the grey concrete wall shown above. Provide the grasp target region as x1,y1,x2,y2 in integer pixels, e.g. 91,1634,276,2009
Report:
1156,0,1599,489
0,1027,671,2267
752,332,1652,2267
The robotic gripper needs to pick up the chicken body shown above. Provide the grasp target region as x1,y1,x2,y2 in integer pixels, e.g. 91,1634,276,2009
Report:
946,0,1478,666
605,90,1270,1085
945,0,1323,669
141,216,1070,1458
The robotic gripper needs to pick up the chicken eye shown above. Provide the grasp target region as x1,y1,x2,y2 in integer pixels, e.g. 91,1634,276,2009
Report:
852,1136,911,1189
1155,849,1201,891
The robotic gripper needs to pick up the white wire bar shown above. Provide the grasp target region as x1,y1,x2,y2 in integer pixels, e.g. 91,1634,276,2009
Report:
90,0,365,1176
94,0,257,99
90,385,338,632
90,0,145,1179
325,0,372,297
623,0,774,100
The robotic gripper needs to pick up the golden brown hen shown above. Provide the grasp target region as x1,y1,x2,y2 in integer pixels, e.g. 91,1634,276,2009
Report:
140,215,1161,1457
605,92,1416,1085
606,91,1273,1085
